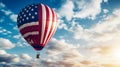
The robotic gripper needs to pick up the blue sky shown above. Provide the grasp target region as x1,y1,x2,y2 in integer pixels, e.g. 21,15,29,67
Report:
1,0,120,67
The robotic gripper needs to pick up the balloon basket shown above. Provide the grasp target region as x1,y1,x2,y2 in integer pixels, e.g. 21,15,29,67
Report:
36,52,40,59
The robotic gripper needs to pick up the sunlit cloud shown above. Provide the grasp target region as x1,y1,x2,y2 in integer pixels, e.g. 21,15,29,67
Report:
0,38,14,49
20,54,32,60
58,0,74,21
57,0,103,21
73,0,102,20
0,51,20,63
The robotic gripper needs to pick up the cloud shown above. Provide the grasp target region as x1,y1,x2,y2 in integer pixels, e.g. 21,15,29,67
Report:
73,0,102,20
0,2,5,8
102,64,120,67
103,9,109,14
67,8,120,63
70,8,120,42
58,0,74,21
0,38,15,49
57,19,68,30
103,0,108,3
0,50,38,67
10,14,17,22
40,58,102,67
46,38,82,58
0,1,120,67
0,51,20,63
13,34,29,47
0,50,7,55
13,26,18,30
43,38,89,67
1,9,12,15
57,0,102,21
0,27,12,35
20,54,32,60
0,38,119,67
0,2,17,22
56,8,120,65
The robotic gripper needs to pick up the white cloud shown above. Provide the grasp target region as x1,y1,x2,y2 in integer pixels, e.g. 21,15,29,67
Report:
0,27,12,35
20,54,32,60
0,50,20,63
64,8,120,64
71,8,120,42
13,26,18,30
0,50,36,66
10,14,17,22
0,38,15,49
103,9,109,14
1,9,12,15
13,34,21,39
13,34,29,47
0,50,7,55
58,0,102,21
0,37,119,67
44,38,88,67
0,2,5,8
74,0,102,20
103,0,108,3
0,2,17,22
57,19,68,30
58,0,74,21
46,38,81,57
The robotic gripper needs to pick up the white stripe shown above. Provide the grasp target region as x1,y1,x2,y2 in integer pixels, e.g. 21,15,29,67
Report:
23,31,39,38
19,22,39,30
44,9,57,46
43,6,52,44
51,10,57,36
40,4,46,44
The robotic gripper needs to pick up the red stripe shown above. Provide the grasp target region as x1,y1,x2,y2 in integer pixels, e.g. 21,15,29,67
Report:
44,9,55,46
45,26,57,46
24,35,39,46
38,4,43,46
42,5,50,46
20,25,39,35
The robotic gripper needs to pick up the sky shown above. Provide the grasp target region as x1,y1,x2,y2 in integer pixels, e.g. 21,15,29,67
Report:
0,0,120,67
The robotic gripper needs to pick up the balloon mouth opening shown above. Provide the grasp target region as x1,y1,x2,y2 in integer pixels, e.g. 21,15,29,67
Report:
33,45,44,50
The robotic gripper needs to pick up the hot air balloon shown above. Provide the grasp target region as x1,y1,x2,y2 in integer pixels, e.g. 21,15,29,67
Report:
17,4,57,58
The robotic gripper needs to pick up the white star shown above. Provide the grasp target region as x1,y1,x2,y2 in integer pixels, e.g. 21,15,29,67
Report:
22,19,24,21
22,12,24,14
26,17,29,20
29,7,31,9
32,16,34,19
32,5,34,6
31,9,34,11
35,6,37,8
29,13,31,16
26,10,28,13
20,16,22,18
19,20,21,23
24,8,26,11
24,14,26,17
35,12,37,15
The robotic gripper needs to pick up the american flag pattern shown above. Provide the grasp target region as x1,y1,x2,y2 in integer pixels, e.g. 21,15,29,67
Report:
17,4,57,50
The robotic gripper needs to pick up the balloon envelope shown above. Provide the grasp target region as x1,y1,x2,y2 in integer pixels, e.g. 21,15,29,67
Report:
17,4,57,50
